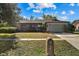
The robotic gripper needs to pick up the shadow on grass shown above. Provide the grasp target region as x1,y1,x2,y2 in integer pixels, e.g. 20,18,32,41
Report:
54,40,79,56
0,40,46,56
0,34,19,54
0,37,79,56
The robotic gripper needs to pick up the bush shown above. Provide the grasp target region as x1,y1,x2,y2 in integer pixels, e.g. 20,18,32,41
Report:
0,22,11,27
0,27,17,33
67,23,75,33
0,34,16,38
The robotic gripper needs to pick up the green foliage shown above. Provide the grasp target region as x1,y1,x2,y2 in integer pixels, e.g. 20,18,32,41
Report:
0,27,17,33
40,24,46,31
30,15,34,20
42,14,58,21
68,24,75,33
0,34,15,38
0,3,21,25
0,22,17,33
0,22,11,27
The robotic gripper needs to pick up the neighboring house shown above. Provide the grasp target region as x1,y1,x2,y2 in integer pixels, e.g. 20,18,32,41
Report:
73,20,79,32
16,20,70,33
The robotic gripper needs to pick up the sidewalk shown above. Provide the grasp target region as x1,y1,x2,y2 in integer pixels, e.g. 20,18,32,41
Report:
0,38,61,40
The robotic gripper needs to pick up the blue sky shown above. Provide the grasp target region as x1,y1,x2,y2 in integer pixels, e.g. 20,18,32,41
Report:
17,3,79,22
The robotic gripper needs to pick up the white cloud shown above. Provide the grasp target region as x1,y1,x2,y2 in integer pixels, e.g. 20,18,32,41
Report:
38,17,43,20
70,3,75,6
26,3,35,10
27,3,57,11
39,3,52,8
28,3,35,8
61,11,66,14
36,3,57,9
23,16,27,19
33,9,41,13
70,10,75,15
62,16,67,20
59,16,68,21
52,4,57,9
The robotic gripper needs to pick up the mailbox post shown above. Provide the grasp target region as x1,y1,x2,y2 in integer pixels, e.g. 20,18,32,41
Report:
46,37,55,56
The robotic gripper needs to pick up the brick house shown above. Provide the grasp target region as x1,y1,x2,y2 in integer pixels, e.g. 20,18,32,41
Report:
16,20,69,33
73,20,79,31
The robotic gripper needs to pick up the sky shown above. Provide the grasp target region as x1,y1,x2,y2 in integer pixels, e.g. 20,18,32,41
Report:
17,3,79,22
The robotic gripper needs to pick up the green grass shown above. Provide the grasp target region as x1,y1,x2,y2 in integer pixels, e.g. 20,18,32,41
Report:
15,32,59,38
0,40,46,56
0,32,59,39
54,40,79,56
0,40,79,56
0,40,16,54
73,32,79,34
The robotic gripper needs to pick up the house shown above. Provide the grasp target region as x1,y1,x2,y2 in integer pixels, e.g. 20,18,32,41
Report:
73,20,79,32
16,20,70,33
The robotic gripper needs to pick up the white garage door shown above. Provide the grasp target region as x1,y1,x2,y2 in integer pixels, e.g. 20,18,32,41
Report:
47,23,65,33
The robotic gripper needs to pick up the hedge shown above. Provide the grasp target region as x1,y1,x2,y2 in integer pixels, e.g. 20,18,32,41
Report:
0,27,17,33
0,34,16,39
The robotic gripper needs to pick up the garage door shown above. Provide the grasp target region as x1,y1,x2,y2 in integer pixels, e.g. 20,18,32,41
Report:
47,23,65,33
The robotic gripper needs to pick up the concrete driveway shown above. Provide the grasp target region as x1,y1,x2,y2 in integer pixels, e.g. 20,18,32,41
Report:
55,33,79,50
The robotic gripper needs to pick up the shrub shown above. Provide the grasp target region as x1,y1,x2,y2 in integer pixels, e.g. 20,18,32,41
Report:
0,27,17,33
0,22,11,27
68,24,75,33
0,34,16,38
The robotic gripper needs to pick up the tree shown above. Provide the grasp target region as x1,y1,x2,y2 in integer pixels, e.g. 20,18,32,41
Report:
30,15,34,20
0,3,21,26
42,14,58,21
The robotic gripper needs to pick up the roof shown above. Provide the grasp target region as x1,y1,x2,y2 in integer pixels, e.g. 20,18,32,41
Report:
46,21,69,23
17,20,53,24
17,20,69,24
72,20,79,26
17,20,44,23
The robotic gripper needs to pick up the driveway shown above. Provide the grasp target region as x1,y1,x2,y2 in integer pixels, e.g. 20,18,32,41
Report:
55,33,79,50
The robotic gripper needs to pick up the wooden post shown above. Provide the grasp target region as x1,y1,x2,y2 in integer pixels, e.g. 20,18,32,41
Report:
46,37,55,56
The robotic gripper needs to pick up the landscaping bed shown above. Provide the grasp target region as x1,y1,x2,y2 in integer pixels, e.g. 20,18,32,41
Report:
0,40,79,56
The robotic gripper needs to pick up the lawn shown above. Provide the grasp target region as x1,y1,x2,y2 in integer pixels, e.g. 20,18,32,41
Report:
15,32,59,38
0,32,59,39
0,40,46,56
54,40,79,56
0,40,79,56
